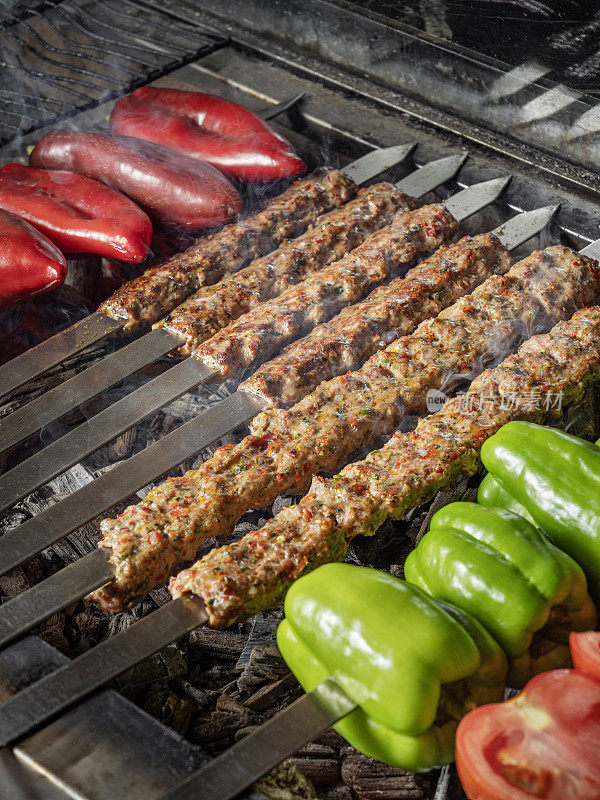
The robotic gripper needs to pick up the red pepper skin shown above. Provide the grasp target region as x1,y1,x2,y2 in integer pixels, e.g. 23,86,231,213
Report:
0,164,152,262
110,87,305,182
30,131,242,230
0,209,67,306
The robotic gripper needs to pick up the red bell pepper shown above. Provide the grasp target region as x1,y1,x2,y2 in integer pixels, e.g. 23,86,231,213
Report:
30,131,242,230
110,87,305,182
0,164,152,262
455,668,600,800
0,209,67,306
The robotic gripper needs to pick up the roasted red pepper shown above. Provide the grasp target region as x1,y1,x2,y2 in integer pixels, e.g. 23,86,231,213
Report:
30,131,242,230
0,209,67,306
110,87,305,182
0,164,152,262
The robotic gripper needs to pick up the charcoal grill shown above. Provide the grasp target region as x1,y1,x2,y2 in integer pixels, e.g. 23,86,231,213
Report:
1,2,600,799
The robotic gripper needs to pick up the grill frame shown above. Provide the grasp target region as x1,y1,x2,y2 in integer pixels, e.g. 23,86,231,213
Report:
1,6,600,800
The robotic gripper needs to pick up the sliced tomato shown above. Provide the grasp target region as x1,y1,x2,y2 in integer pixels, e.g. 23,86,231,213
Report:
570,631,600,683
455,669,600,800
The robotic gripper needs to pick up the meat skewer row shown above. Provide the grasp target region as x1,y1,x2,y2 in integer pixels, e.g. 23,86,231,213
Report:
100,168,357,332
188,202,457,377
169,304,600,627
0,153,462,458
91,245,600,612
0,193,472,519
157,183,416,357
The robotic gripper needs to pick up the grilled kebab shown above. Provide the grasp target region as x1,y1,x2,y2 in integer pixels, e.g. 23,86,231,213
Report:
0,182,489,513
157,183,415,356
91,245,600,612
170,304,600,627
100,168,357,332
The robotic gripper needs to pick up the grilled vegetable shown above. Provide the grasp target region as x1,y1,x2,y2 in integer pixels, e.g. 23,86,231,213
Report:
110,87,305,182
277,564,507,771
456,668,600,800
29,131,242,230
478,472,535,524
0,163,152,262
0,209,68,306
480,422,600,601
570,631,600,682
405,503,596,686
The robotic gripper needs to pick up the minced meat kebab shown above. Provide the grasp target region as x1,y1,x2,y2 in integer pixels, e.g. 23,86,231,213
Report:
169,305,600,627
90,246,600,612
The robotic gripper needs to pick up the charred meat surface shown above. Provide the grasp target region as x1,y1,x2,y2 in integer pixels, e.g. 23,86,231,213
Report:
193,203,458,377
170,305,600,627
156,183,415,356
99,168,356,332
91,247,600,613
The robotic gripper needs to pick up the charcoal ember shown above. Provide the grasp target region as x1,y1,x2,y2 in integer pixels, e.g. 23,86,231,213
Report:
244,672,300,712
0,558,44,598
189,626,248,662
176,678,213,712
35,612,69,655
340,753,433,800
190,706,258,752
107,426,138,461
324,785,353,800
292,742,340,788
236,644,290,698
71,603,108,651
256,759,319,800
114,643,188,689
142,687,194,736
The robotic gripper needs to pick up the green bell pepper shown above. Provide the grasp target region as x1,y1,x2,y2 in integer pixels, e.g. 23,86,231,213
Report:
405,502,596,687
478,472,535,524
480,421,600,601
276,563,506,771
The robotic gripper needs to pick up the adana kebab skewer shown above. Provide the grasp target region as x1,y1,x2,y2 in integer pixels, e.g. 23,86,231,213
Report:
0,143,422,453
0,98,406,400
1,303,600,747
0,157,481,512
0,208,569,640
0,177,514,583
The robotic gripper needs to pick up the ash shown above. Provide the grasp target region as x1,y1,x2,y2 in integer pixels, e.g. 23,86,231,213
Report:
1,336,600,800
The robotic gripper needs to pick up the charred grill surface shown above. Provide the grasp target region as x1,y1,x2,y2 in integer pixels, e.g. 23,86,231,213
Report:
99,169,356,332
193,204,458,376
170,305,600,627
90,246,600,614
157,184,415,356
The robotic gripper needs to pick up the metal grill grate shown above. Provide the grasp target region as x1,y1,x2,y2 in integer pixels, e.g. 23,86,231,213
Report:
0,0,225,144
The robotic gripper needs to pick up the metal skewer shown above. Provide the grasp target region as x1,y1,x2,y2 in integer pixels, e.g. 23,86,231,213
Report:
0,203,559,645
0,93,307,403
0,141,417,455
0,153,469,513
